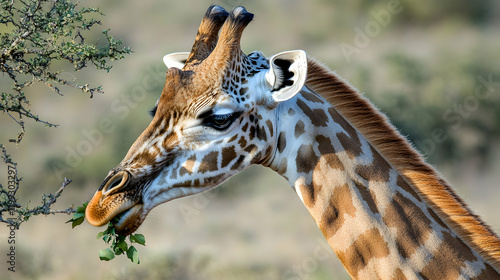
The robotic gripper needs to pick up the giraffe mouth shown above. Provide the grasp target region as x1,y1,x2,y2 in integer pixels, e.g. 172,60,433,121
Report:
113,204,145,235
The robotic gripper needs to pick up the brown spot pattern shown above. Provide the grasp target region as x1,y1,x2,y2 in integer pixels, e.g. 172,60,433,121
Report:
257,125,267,141
198,151,219,173
329,107,363,158
249,125,256,140
241,122,249,132
238,136,247,147
354,181,379,215
299,184,315,210
296,144,318,174
307,59,500,271
244,144,257,154
391,269,407,280
419,231,479,279
295,120,305,138
396,175,421,202
302,91,324,103
473,264,500,279
315,135,344,170
179,166,190,177
316,135,334,154
383,192,433,259
277,132,286,153
427,207,448,229
355,146,391,182
297,99,329,127
265,120,274,137
337,228,390,278
227,134,238,143
320,183,357,237
231,155,245,170
221,146,237,168
170,162,180,179
182,154,197,174
277,158,287,175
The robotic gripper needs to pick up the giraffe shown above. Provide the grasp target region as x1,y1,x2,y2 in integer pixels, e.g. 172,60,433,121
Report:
85,6,500,279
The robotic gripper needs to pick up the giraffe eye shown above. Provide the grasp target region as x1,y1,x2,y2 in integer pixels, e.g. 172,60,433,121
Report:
203,112,242,131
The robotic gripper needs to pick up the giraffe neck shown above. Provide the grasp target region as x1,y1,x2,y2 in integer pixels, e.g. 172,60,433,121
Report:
266,63,500,279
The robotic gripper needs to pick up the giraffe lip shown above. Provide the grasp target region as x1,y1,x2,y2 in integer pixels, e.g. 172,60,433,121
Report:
114,204,144,235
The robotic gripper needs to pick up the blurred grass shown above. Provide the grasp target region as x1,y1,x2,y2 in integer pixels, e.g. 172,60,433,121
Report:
1,0,500,279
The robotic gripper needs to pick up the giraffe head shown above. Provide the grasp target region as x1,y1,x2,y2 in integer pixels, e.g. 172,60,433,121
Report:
85,6,308,235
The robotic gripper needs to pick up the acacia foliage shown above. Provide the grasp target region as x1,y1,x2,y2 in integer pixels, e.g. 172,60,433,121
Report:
0,0,130,228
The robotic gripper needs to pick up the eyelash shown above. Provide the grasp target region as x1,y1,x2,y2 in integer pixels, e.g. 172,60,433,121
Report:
203,112,242,131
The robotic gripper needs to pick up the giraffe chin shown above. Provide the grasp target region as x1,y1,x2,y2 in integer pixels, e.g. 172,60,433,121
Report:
113,204,145,236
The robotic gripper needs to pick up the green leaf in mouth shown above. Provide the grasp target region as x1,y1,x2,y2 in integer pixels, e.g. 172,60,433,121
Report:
99,248,115,261
130,233,146,246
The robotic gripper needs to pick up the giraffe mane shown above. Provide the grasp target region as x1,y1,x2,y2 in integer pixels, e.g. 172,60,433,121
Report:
304,57,500,269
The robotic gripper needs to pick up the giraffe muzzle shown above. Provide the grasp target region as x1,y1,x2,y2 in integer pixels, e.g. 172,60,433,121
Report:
85,170,144,232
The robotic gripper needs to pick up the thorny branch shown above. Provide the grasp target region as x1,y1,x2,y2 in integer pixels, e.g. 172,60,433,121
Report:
0,0,130,230
0,145,76,229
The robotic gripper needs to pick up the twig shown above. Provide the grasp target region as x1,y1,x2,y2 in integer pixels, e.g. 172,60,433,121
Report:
49,177,73,204
49,206,75,215
3,109,25,134
29,177,74,215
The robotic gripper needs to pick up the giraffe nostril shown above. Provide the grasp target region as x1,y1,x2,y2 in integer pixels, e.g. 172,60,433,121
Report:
108,179,121,190
102,171,129,195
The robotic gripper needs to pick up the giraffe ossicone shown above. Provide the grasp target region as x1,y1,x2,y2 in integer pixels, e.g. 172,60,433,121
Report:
86,5,500,279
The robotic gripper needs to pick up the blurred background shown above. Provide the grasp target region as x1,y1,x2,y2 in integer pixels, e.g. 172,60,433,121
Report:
1,0,500,279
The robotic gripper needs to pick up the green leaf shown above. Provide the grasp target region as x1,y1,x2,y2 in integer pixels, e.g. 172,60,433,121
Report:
113,246,124,255
72,212,85,219
117,234,126,242
71,216,84,228
66,202,88,227
130,234,146,246
126,246,139,264
96,231,105,239
99,248,115,261
102,226,112,235
76,202,88,213
103,234,112,243
116,239,128,252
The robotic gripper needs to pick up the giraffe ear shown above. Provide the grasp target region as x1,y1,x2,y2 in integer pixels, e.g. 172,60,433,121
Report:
266,50,308,102
163,52,190,69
